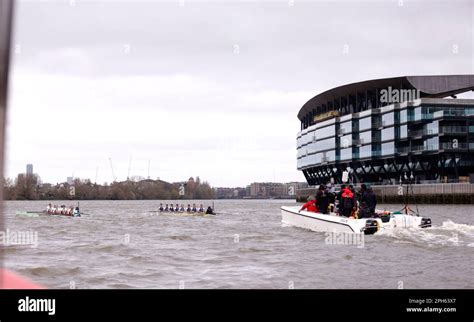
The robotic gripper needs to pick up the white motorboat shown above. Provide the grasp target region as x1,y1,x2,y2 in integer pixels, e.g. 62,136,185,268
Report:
281,206,431,235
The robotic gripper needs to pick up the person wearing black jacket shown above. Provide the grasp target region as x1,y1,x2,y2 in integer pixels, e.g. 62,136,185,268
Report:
360,184,377,215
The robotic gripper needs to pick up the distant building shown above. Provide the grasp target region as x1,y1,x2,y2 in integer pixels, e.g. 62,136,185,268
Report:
249,182,307,198
26,164,33,176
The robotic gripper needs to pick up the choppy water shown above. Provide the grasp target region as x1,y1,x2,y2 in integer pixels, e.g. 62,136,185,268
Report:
2,200,473,289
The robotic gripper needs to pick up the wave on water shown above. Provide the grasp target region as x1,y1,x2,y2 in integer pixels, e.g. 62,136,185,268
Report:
377,220,474,247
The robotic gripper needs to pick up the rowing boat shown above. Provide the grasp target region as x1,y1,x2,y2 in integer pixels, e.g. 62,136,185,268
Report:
149,210,216,216
16,211,81,218
281,206,431,235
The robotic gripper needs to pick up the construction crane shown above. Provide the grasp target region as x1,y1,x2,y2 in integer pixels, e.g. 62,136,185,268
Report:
147,160,150,179
127,156,132,181
109,158,116,182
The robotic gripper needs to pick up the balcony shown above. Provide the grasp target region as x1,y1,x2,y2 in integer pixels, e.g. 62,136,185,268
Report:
439,126,468,135
440,142,468,150
408,128,438,137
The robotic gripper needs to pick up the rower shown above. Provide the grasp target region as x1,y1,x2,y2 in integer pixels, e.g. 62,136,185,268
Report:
186,204,191,212
169,204,174,212
46,203,52,214
164,204,169,211
179,204,185,212
73,206,80,217
205,206,213,215
159,203,164,211
198,204,204,212
175,204,180,212
192,204,197,212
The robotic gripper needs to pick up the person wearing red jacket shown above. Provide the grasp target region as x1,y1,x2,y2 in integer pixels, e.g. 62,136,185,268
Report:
300,197,319,213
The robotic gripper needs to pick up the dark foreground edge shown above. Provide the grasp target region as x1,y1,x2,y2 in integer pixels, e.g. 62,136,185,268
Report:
0,289,472,321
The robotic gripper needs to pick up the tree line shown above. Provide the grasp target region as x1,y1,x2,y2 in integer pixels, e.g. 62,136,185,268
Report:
3,174,215,200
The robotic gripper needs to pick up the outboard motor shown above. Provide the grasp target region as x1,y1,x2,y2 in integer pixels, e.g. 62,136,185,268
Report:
364,219,379,235
420,217,432,228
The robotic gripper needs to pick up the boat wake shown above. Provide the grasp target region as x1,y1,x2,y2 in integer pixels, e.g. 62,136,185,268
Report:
376,220,474,247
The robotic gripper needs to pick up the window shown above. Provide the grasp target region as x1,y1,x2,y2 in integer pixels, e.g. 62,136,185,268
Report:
381,127,394,141
381,142,395,156
424,137,439,150
339,121,352,134
315,137,336,152
359,145,372,158
315,125,335,140
399,125,407,138
359,130,372,144
359,117,371,131
382,112,394,126
340,134,352,148
340,148,352,160
400,109,407,123
425,121,439,135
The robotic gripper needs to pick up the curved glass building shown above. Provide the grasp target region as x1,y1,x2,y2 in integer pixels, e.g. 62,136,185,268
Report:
296,75,474,185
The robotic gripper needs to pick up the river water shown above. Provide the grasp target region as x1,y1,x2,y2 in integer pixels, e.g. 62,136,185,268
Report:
2,200,473,289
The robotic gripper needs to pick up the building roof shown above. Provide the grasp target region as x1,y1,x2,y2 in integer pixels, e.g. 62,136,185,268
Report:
298,75,474,120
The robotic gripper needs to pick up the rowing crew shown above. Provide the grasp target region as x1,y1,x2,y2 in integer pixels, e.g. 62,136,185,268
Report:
46,203,80,216
159,203,213,214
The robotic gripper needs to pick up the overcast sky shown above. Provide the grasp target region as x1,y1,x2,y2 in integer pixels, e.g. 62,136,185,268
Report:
5,0,473,187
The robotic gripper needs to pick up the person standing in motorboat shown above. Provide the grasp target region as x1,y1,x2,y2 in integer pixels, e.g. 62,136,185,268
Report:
340,187,355,217
316,184,330,214
300,196,318,213
336,185,345,214
360,184,377,215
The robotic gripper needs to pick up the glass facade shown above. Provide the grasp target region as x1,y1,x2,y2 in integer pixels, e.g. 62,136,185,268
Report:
297,102,474,172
